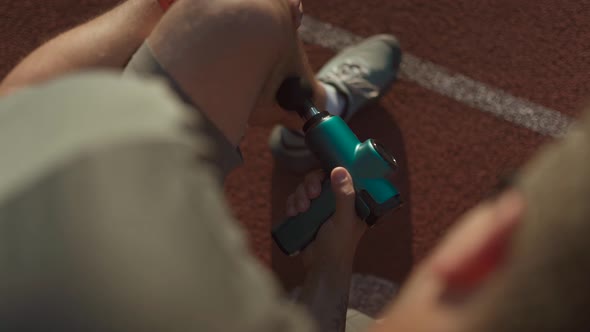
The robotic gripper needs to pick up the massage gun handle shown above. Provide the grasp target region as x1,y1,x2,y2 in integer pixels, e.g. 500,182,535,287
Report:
272,180,336,256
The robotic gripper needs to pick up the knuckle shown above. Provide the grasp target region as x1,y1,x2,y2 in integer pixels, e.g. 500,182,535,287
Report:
338,188,356,201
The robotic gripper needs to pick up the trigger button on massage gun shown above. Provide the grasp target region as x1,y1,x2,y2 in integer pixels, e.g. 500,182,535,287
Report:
371,139,398,170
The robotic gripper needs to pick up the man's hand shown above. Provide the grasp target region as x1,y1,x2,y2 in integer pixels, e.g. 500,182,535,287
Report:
288,167,365,331
285,167,366,270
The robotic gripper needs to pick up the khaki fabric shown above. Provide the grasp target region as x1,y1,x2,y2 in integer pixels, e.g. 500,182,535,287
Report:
0,72,314,332
346,309,375,332
123,41,244,181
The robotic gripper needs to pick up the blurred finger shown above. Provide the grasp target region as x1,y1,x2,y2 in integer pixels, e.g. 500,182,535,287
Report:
286,194,297,217
331,167,357,223
304,170,324,198
295,182,308,202
295,184,310,212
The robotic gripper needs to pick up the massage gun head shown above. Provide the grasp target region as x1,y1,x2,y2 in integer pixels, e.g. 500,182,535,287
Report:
276,77,321,121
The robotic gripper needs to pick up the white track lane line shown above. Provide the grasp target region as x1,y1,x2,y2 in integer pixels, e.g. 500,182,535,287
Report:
300,16,573,137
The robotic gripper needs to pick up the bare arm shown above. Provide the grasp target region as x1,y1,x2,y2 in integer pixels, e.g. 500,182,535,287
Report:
0,0,163,95
299,263,353,332
286,169,367,332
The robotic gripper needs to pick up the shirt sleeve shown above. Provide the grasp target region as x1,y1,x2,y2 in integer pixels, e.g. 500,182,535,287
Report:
0,139,316,332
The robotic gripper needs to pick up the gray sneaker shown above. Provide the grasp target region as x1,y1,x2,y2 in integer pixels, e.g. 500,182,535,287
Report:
269,34,402,174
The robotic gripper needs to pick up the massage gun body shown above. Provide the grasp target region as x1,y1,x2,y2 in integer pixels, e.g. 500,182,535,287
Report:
306,113,401,222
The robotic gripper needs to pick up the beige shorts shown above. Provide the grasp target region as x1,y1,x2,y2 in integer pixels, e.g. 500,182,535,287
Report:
123,41,193,105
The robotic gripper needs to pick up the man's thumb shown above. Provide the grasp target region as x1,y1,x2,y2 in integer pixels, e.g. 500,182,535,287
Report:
331,167,356,216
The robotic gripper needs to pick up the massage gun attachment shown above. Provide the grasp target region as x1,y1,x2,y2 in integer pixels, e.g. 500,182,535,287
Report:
272,77,403,256
275,77,321,121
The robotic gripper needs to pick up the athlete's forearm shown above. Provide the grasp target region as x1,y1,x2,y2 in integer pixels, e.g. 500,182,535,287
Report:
0,0,163,94
298,261,353,332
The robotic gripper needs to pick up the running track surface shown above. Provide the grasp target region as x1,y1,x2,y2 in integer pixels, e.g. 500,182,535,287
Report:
2,0,589,290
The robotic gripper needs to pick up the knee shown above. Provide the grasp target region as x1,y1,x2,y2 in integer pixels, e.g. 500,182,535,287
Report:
173,0,295,45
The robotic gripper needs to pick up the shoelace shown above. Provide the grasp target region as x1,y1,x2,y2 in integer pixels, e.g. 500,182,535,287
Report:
322,59,380,99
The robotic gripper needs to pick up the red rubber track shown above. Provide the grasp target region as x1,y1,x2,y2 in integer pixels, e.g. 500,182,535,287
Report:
1,0,587,290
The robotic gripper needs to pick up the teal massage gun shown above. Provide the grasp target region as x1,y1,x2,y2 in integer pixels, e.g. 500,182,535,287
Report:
272,77,403,256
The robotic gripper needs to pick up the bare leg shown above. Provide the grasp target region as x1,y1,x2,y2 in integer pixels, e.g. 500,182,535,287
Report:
1,0,326,144
146,0,326,145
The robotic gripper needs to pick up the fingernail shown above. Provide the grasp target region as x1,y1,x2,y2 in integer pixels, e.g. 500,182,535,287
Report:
333,169,348,184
